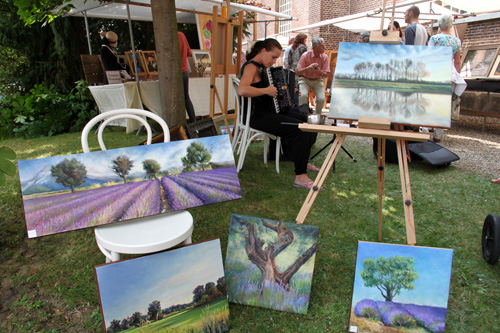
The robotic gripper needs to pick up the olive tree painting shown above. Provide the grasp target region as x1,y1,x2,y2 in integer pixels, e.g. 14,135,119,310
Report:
224,214,319,314
349,241,454,333
17,135,241,238
330,43,453,128
95,239,229,332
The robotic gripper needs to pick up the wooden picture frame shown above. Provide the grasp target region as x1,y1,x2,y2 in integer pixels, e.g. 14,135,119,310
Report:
191,49,212,76
124,51,147,77
488,55,500,77
460,44,500,78
141,50,158,76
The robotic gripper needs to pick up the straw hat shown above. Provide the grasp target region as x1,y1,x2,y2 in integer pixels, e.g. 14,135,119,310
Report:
106,31,118,43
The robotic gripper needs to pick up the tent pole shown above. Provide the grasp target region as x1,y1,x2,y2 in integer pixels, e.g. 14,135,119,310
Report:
126,0,143,103
83,11,92,55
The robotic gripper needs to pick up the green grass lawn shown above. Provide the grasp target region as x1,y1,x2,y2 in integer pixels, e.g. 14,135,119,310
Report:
125,298,228,332
1,128,499,332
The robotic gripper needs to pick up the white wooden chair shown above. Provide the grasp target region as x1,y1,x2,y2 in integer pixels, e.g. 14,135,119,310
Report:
231,77,281,173
81,109,193,262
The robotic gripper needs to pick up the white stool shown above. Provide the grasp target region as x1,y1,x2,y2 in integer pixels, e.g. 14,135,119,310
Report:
94,210,193,262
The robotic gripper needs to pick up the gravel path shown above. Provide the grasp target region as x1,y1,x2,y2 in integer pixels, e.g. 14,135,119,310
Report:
441,115,500,178
329,115,500,179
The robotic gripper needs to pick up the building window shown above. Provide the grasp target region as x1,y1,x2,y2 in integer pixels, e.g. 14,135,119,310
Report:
279,0,291,36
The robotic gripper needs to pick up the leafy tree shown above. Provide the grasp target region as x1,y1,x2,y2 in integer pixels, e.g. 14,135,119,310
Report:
120,318,129,330
216,276,227,296
50,158,87,193
109,319,121,332
111,155,134,184
192,284,205,303
182,141,211,171
142,159,161,179
205,281,218,300
360,256,418,302
147,300,162,321
130,311,142,327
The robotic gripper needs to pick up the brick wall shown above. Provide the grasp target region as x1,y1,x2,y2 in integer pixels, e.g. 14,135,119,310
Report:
246,1,500,54
461,18,500,48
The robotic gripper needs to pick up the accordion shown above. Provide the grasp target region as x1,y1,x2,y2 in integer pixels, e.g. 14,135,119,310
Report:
266,66,294,113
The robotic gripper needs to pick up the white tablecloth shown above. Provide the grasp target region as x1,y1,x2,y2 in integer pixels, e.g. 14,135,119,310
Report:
89,78,235,132
139,77,236,117
88,82,143,133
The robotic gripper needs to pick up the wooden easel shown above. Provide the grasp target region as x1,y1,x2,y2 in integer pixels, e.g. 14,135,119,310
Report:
295,118,429,245
209,1,244,141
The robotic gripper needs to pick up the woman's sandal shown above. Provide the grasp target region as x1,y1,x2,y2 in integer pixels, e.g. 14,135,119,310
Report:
293,181,323,191
492,178,500,184
307,165,320,173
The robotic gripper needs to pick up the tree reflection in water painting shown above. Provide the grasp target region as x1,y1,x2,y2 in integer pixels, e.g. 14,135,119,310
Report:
329,43,453,128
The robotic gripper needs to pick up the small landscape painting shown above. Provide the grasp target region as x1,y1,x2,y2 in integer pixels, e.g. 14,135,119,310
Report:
95,239,229,332
349,241,453,333
18,135,241,238
225,214,319,314
330,42,453,128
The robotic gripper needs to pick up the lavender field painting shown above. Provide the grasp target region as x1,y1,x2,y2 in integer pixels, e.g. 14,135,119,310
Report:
18,135,241,238
95,239,229,332
349,241,453,333
224,214,319,314
330,43,453,128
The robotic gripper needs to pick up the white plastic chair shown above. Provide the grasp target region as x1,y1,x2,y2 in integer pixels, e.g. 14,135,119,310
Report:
81,109,193,262
231,78,281,173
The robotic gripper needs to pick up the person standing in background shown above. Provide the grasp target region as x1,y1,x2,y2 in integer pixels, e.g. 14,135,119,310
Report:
178,31,197,123
428,14,465,142
284,33,308,106
404,5,428,45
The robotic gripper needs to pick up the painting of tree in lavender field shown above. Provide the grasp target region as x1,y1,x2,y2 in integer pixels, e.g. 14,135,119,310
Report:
349,241,453,333
330,43,453,128
17,135,241,238
224,214,319,314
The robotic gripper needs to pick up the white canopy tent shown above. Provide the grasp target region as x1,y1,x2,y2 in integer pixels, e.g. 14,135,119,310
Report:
56,0,296,23
289,0,500,34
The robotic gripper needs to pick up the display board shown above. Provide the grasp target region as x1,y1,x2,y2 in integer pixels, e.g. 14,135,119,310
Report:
329,43,453,128
18,135,241,238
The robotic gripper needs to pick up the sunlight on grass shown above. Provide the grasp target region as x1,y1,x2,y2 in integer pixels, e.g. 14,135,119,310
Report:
1,131,500,331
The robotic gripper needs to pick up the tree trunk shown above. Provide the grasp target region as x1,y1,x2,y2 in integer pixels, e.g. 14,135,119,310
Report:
244,221,317,289
151,0,185,126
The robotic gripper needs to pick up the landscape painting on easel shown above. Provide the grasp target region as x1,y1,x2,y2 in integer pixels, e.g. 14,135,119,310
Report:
349,241,453,333
95,239,229,332
18,135,241,238
330,43,453,128
225,214,319,314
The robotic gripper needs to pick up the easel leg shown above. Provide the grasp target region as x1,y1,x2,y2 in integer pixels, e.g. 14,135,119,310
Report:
296,134,346,224
377,138,386,241
396,139,416,245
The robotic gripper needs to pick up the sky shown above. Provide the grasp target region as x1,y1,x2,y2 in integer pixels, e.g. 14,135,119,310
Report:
334,42,453,82
351,241,454,308
18,135,234,182
95,239,225,328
